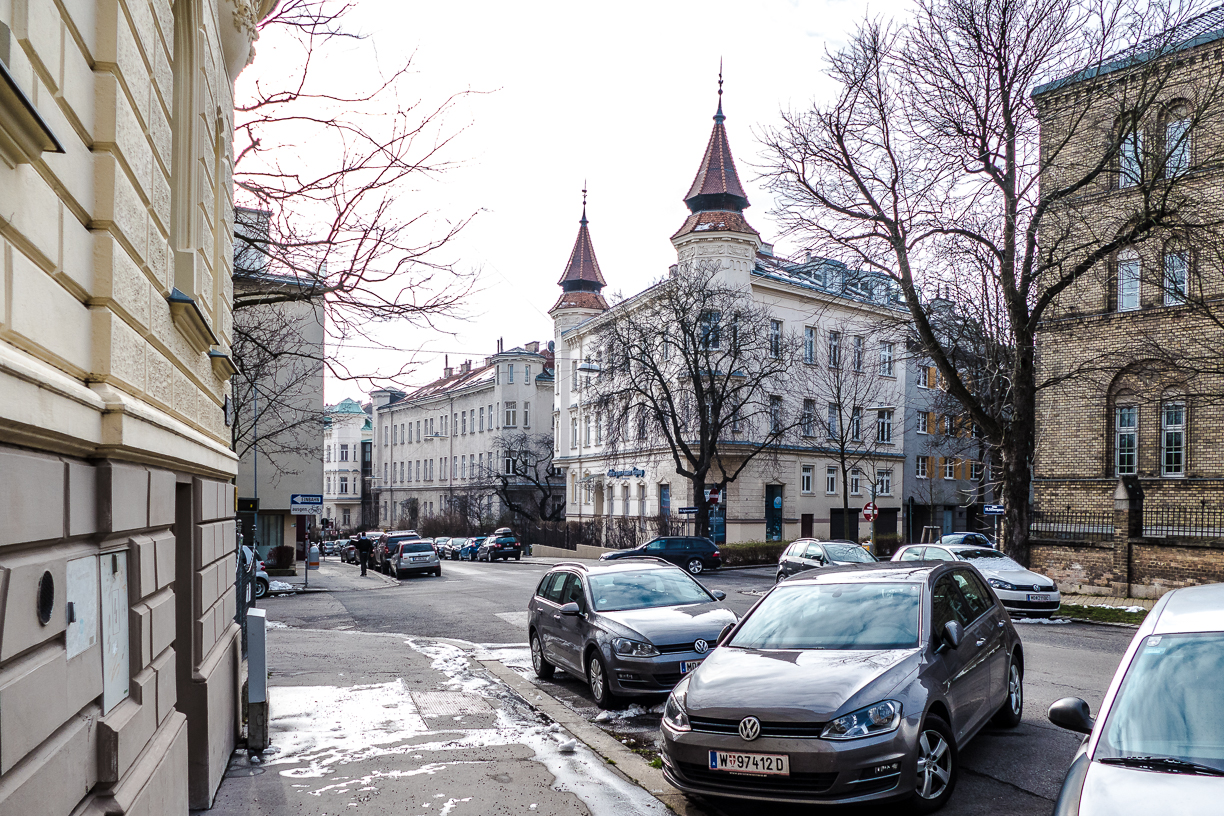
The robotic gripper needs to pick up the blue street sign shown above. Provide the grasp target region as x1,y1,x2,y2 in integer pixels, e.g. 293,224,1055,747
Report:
291,494,323,505
678,507,699,514
984,504,1005,515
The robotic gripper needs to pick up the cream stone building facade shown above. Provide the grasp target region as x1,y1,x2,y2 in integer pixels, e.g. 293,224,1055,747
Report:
324,397,372,534
551,91,909,545
0,0,274,812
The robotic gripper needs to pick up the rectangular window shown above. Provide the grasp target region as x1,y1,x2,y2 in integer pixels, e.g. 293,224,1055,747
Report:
801,465,814,493
770,320,782,358
451,456,457,479
1119,253,1140,311
944,458,956,480
827,403,838,439
852,336,864,371
802,399,815,436
524,401,531,428
826,466,837,495
480,406,485,431
876,468,892,496
508,364,515,383
1164,249,1188,305
916,456,928,479
341,444,351,461
505,454,514,475
879,341,894,376
505,401,517,427
851,468,862,496
1121,406,1135,474
876,409,894,443
488,404,493,429
571,360,578,388
770,395,782,433
416,460,421,481
595,414,602,445
850,407,862,441
400,423,405,443
804,326,816,364
970,460,983,481
1162,401,1185,476
917,365,931,389
700,311,721,350
1120,130,1143,188
1166,117,1190,176
399,462,404,482
461,413,467,435
584,415,592,446
416,421,421,442
828,331,841,368
525,365,531,382
571,417,578,449
383,462,387,482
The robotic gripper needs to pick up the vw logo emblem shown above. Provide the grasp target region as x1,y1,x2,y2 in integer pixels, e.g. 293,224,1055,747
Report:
738,716,761,741
1033,584,1041,591
694,639,709,654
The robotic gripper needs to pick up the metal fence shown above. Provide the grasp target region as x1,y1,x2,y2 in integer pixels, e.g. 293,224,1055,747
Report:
1143,507,1224,539
520,514,695,551
1028,510,1114,541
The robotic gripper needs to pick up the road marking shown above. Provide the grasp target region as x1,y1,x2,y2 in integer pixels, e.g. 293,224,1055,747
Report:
495,611,529,630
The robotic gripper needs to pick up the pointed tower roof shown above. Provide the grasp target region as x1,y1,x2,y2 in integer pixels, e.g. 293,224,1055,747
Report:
552,187,609,313
682,71,750,214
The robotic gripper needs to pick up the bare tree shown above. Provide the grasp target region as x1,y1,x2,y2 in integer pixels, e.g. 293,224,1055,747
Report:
590,263,812,537
761,0,1224,558
478,430,566,523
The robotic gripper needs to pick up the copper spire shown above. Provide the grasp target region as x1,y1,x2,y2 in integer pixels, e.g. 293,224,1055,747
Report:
682,66,750,214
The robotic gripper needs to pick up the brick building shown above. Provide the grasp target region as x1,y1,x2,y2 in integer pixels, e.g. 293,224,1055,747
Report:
1032,6,1224,597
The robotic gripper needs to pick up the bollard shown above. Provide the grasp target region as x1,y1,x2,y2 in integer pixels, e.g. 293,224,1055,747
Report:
248,607,269,750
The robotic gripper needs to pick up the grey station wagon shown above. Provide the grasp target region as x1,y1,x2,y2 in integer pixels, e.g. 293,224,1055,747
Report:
660,562,1024,812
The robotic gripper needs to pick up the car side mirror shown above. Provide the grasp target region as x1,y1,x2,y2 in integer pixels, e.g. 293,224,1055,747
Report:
559,602,581,616
716,622,735,646
1048,697,1095,735
711,590,727,601
937,620,963,652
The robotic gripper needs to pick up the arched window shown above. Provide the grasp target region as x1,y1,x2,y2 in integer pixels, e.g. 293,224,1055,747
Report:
1163,241,1189,305
1162,102,1192,178
1114,404,1138,476
1117,248,1140,311
1116,114,1143,189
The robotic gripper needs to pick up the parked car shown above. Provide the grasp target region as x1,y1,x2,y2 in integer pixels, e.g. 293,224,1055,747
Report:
388,538,442,578
374,530,421,574
599,536,722,574
892,542,1061,617
477,529,523,561
776,538,877,583
341,540,358,563
458,537,485,561
241,545,270,600
1046,583,1224,816
660,561,1024,812
433,537,451,558
939,532,996,549
528,559,736,708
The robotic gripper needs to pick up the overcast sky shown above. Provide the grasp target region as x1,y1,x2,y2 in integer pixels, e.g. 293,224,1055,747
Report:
242,0,912,405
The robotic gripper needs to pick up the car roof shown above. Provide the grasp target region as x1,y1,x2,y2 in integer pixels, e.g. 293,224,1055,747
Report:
1150,584,1224,635
549,558,677,574
785,561,949,585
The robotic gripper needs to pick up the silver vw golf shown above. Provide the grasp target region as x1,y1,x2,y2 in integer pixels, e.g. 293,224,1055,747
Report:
659,562,1024,812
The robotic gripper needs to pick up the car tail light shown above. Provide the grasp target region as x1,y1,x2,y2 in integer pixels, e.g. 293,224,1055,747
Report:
712,551,720,559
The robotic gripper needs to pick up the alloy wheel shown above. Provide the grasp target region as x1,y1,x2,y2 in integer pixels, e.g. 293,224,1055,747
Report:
531,637,543,672
687,558,704,574
916,729,952,800
1008,662,1023,715
588,657,605,699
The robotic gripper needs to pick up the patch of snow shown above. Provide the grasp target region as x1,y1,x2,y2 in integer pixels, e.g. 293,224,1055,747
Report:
1013,618,1072,625
266,620,288,629
269,580,296,592
592,704,649,722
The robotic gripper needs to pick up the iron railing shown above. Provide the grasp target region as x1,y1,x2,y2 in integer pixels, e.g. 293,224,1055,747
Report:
1143,507,1224,539
519,514,696,551
1028,510,1114,541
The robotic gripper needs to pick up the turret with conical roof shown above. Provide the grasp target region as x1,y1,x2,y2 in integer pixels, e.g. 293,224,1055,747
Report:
551,189,609,314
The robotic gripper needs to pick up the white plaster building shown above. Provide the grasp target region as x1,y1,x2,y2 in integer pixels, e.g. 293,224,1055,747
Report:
551,88,909,545
324,397,372,533
371,344,556,528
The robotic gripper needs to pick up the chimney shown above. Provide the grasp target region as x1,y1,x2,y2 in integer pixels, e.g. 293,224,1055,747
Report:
460,360,471,374
443,354,452,379
525,341,539,354
484,357,493,367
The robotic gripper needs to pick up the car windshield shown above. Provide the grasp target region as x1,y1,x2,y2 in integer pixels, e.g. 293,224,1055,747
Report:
730,582,922,650
1096,633,1224,771
957,549,1025,570
396,541,433,553
824,543,876,563
588,569,714,611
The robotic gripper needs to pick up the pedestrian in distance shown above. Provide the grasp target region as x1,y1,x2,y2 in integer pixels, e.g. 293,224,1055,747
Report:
357,535,373,576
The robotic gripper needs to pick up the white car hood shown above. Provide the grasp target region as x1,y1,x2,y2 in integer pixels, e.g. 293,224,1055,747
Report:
973,564,1054,588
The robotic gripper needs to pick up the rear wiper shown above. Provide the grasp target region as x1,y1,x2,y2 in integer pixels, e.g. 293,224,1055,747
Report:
1099,756,1224,776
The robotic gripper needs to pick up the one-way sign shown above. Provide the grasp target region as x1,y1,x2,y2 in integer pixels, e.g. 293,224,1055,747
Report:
291,494,323,515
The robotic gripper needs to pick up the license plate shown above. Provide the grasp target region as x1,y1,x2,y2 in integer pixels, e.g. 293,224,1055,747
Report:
681,659,703,674
709,750,789,775
411,556,430,562
1028,593,1050,602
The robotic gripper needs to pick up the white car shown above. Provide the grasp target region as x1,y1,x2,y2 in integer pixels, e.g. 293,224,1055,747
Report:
892,542,1061,617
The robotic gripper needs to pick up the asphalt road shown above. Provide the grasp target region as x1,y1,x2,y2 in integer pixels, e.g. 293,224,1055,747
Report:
264,557,1135,816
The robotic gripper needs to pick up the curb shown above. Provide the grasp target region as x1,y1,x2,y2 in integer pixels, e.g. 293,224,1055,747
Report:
1061,617,1141,629
479,659,710,816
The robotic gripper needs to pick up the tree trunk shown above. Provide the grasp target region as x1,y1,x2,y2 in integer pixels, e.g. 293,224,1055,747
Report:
1001,341,1037,565
692,478,710,538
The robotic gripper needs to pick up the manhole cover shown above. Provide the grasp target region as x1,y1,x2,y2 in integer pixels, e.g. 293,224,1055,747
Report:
411,691,492,718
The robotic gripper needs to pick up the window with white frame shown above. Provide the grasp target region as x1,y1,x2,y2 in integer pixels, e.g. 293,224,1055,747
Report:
970,460,983,481
417,420,422,442
828,331,841,368
416,460,421,480
1165,114,1191,176
508,363,515,383
570,472,578,504
851,407,862,441
876,409,893,443
700,311,721,349
504,401,517,427
502,453,512,475
769,320,782,358
876,468,892,496
944,458,956,479
802,465,814,493
524,401,530,428
1115,405,1138,475
595,414,603,445
488,404,493,429
917,365,931,389
479,406,485,431
1162,401,1185,476
571,417,578,449
827,403,838,439
850,468,862,496
770,395,782,433
802,399,815,436
399,462,404,482
1118,248,1140,311
584,415,592,446
916,456,928,479
826,466,837,494
1164,247,1188,305
382,463,387,482
879,342,894,376
852,336,864,371
525,365,531,382
804,326,816,364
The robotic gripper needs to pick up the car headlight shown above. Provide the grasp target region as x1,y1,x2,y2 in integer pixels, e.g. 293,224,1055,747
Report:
663,677,691,732
821,700,902,740
612,637,660,657
988,578,1017,591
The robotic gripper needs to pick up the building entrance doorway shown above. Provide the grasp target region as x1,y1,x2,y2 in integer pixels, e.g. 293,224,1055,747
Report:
765,485,783,541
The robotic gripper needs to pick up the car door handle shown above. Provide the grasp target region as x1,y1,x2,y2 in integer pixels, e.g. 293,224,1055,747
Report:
997,620,1005,628
976,638,987,647
553,614,562,620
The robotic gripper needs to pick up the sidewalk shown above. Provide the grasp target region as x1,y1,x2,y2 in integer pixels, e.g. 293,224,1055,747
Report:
203,625,694,816
273,558,399,592
1062,593,1157,611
